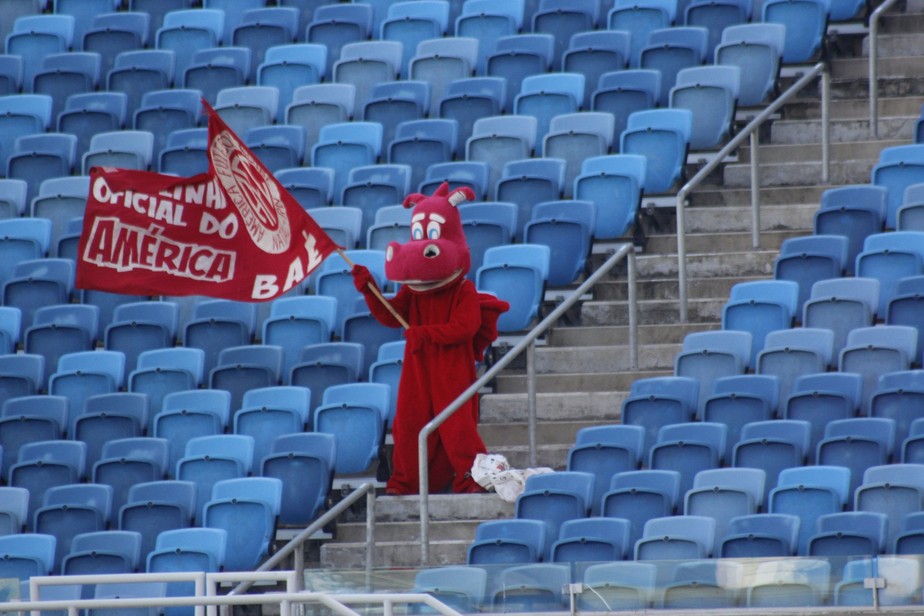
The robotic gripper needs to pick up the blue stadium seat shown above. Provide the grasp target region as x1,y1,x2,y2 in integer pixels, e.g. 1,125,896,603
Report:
83,11,149,78
231,8,300,82
82,129,154,174
412,565,488,613
107,49,176,117
872,144,924,230
532,0,598,71
0,533,56,581
0,485,29,535
306,3,374,77
342,162,414,236
458,202,517,279
649,422,726,496
761,0,830,64
263,295,337,373
438,77,507,148
0,55,23,97
261,432,335,525
182,47,250,109
117,479,196,558
214,85,279,135
6,15,74,93
289,342,364,412
245,124,306,172
60,92,128,161
258,43,326,118
685,0,752,57
0,395,66,482
408,37,478,114
183,299,258,376
106,300,180,371
769,465,851,555
785,372,863,453
8,258,74,340
0,93,53,175
856,231,924,316
756,327,835,399
26,305,99,391
723,279,800,367
855,463,924,552
886,275,924,367
209,344,284,412
312,121,384,202
524,200,595,286
641,27,710,107
454,0,521,74
363,80,429,149
154,389,232,477
580,561,657,611
32,51,101,120
661,559,744,608
567,424,645,515
802,277,879,353
591,69,660,148
714,23,785,107
600,470,682,546
685,467,766,555
817,418,897,495
807,511,888,557
492,563,571,612
840,325,917,414
635,515,716,560
670,64,741,151
515,471,595,560
701,373,779,458
313,249,388,334
286,84,356,161
367,340,405,426
366,204,412,251
31,175,89,256
894,510,924,554
733,419,811,500
551,517,631,567
872,371,924,448
333,40,402,113
835,556,919,606
234,385,311,466
0,179,27,219
720,513,799,558
747,558,831,607
7,133,77,205
158,127,208,176
563,31,630,105
495,158,567,241
542,113,615,198
313,382,388,475
155,9,224,83
514,72,584,144
419,160,491,198
92,437,169,516
0,354,44,408
620,108,693,194
73,392,148,473
33,482,112,572
201,476,281,571
0,217,52,285
0,306,20,356
466,115,538,200
175,434,255,523
813,184,888,274
380,1,450,76
475,244,550,332
607,0,676,66
621,375,699,455
486,34,555,111
282,167,338,214
49,349,124,428
146,527,227,606
62,529,142,585
388,119,457,194
341,310,404,379
573,154,646,241
467,518,547,565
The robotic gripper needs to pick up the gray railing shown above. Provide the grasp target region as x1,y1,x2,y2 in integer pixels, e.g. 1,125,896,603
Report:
417,243,639,565
675,62,830,322
868,0,902,138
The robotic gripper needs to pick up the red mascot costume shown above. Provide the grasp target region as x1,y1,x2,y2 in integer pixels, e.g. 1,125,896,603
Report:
352,183,509,495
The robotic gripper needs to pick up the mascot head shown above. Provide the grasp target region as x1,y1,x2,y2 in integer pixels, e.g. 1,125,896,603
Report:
385,182,474,292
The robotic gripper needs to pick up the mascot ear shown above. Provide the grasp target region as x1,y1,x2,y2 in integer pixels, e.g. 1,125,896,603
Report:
402,193,426,209
448,186,475,207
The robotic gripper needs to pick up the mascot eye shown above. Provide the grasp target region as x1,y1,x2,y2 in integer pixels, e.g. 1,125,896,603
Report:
427,221,441,240
411,222,424,240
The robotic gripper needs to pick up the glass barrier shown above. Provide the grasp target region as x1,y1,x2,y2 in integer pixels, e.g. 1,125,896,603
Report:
304,554,924,613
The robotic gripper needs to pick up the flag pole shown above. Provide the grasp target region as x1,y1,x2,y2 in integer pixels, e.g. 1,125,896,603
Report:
337,249,409,330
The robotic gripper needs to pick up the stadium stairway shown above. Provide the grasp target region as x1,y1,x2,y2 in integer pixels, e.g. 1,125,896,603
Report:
315,2,924,570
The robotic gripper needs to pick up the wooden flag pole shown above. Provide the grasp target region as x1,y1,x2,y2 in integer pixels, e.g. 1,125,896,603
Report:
337,249,409,330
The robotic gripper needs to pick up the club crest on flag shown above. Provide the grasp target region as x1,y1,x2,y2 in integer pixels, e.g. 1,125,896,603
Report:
75,100,340,302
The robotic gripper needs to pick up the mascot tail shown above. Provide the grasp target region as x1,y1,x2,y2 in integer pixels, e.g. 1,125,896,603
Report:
473,293,510,361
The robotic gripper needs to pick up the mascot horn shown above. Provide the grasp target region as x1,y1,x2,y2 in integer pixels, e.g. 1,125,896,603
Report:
352,182,509,495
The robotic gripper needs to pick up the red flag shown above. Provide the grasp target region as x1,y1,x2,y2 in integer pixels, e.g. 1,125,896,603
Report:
75,101,341,302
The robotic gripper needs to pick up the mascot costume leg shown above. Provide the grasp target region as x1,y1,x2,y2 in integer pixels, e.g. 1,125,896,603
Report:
352,183,509,495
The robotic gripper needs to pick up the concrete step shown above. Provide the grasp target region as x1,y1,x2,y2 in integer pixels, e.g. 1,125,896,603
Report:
863,32,924,57
878,9,924,33
784,96,924,120
336,519,480,544
481,420,611,446
581,297,726,326
736,139,904,164
634,250,777,279
769,116,916,144
643,230,801,256
322,538,470,569
480,390,635,424
492,369,673,394
592,274,759,302
548,323,718,347
723,158,875,188
688,185,827,207
831,56,924,87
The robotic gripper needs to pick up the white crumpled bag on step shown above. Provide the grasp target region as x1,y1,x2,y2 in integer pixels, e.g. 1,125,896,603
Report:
471,453,554,503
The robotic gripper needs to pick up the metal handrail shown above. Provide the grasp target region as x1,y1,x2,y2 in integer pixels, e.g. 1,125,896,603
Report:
418,243,638,565
869,0,902,138
675,62,830,322
229,481,377,596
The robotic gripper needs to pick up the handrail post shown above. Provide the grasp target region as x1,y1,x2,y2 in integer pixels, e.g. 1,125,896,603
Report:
869,0,901,138
750,130,761,249
627,248,638,371
822,68,831,183
365,486,376,588
675,190,689,324
527,341,537,468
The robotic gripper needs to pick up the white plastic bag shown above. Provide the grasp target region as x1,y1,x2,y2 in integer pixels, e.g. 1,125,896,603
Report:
471,453,510,490
471,453,554,502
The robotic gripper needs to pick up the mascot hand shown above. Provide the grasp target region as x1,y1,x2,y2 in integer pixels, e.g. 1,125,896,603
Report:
404,326,430,352
351,264,375,292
